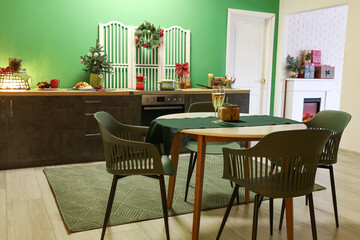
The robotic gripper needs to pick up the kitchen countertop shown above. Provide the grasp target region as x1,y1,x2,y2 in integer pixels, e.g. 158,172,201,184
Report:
0,88,250,96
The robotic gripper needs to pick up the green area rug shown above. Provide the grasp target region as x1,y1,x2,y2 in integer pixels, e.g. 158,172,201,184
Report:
43,155,325,233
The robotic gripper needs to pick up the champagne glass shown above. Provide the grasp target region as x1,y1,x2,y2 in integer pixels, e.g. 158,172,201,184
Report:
212,86,220,122
217,86,226,122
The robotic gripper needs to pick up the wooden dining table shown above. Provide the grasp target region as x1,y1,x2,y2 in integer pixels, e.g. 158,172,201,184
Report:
154,113,306,240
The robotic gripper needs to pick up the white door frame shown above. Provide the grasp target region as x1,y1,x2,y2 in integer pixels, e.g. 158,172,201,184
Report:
226,8,275,115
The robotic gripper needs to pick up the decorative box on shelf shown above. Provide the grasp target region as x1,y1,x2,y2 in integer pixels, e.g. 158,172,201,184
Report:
299,63,315,79
302,50,321,64
315,65,335,79
311,50,321,64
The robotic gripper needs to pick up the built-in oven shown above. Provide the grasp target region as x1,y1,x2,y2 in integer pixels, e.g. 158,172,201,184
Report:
141,94,185,126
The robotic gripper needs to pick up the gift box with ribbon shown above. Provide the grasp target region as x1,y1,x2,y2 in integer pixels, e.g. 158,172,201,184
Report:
315,65,335,79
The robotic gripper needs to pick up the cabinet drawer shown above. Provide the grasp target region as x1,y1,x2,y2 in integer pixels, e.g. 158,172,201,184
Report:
52,129,104,161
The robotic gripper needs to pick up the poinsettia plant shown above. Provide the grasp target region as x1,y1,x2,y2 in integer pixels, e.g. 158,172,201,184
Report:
79,40,112,76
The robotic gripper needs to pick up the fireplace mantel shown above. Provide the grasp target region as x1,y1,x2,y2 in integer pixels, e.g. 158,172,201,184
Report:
284,78,337,122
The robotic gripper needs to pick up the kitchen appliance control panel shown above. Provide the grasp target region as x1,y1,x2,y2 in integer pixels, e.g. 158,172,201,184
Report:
142,94,185,106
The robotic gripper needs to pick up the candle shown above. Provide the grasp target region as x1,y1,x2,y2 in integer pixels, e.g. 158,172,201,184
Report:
208,73,213,86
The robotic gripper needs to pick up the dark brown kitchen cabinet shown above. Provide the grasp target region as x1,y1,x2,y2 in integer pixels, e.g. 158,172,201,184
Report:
0,92,247,170
0,97,53,169
0,98,8,164
0,95,141,169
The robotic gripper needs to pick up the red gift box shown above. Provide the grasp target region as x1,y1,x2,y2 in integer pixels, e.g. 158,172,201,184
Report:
311,50,321,64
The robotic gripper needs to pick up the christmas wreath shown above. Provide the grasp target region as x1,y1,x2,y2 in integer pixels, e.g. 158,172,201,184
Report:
135,21,164,49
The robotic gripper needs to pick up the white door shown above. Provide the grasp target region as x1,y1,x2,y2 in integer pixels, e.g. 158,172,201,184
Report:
226,9,275,115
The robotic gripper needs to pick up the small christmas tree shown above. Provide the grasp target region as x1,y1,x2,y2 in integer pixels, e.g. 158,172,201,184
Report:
79,40,111,76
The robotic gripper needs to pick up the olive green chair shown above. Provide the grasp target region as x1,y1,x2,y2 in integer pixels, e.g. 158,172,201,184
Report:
94,111,174,240
184,102,241,202
216,129,331,240
279,110,352,229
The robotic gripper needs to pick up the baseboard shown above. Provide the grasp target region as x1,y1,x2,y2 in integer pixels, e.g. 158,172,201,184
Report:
339,148,360,157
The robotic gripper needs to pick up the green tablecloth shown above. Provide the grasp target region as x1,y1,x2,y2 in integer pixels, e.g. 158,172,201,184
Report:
146,115,300,155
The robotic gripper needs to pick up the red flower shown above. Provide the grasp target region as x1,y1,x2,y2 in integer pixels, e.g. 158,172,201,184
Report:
136,45,140,49
144,43,148,48
158,43,161,47
213,81,219,86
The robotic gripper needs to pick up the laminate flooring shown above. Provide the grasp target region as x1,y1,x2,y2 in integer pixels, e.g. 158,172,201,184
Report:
1,151,360,240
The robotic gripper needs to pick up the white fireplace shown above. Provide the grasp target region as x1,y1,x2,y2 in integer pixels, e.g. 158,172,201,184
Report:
284,78,337,122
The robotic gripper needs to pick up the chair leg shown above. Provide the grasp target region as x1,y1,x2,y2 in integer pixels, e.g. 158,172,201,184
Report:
159,175,170,240
101,175,120,240
269,198,273,235
279,198,285,230
305,195,309,206
308,193,318,240
252,194,260,240
216,185,240,240
329,165,339,228
258,195,264,208
184,152,197,202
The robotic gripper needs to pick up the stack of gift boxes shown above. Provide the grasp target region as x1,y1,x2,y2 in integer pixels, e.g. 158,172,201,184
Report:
299,50,335,79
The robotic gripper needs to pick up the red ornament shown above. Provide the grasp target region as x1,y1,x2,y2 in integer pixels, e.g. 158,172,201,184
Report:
144,43,148,48
160,32,164,37
136,45,140,49
136,38,139,42
158,43,161,47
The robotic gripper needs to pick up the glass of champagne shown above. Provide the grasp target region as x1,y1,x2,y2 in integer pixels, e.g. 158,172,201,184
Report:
212,86,221,122
217,86,226,122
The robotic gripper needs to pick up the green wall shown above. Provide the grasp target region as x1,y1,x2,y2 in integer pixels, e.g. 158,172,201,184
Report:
0,0,278,112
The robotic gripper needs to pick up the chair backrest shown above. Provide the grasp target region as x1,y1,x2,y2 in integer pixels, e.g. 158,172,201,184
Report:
188,102,215,113
305,110,351,164
94,111,164,175
223,129,331,198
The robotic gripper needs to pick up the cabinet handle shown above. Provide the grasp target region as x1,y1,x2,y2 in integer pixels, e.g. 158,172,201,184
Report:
1,100,4,118
10,99,13,118
85,100,101,104
85,113,95,116
85,133,101,137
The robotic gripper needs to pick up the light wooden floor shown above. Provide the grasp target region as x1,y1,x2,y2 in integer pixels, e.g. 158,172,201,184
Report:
1,151,360,240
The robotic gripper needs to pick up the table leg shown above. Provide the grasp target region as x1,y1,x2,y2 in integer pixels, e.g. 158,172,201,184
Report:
285,198,294,240
244,141,251,203
192,135,206,240
167,132,181,209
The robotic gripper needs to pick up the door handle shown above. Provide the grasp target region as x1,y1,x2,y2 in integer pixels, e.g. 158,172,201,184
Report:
10,99,13,118
85,133,101,137
1,100,4,118
254,78,266,83
85,100,101,104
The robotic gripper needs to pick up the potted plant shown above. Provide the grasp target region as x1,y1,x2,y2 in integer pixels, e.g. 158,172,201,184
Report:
285,55,301,78
79,40,112,87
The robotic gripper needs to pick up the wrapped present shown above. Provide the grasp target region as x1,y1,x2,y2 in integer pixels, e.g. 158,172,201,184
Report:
304,71,315,79
298,63,315,78
303,50,312,63
315,65,335,79
311,50,321,64
327,66,335,79
219,104,240,121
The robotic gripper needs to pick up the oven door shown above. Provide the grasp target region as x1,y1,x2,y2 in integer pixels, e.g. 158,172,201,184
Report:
141,105,184,126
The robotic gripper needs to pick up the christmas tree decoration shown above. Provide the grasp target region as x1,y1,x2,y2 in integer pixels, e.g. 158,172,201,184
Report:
135,21,164,49
79,40,113,86
79,40,112,75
